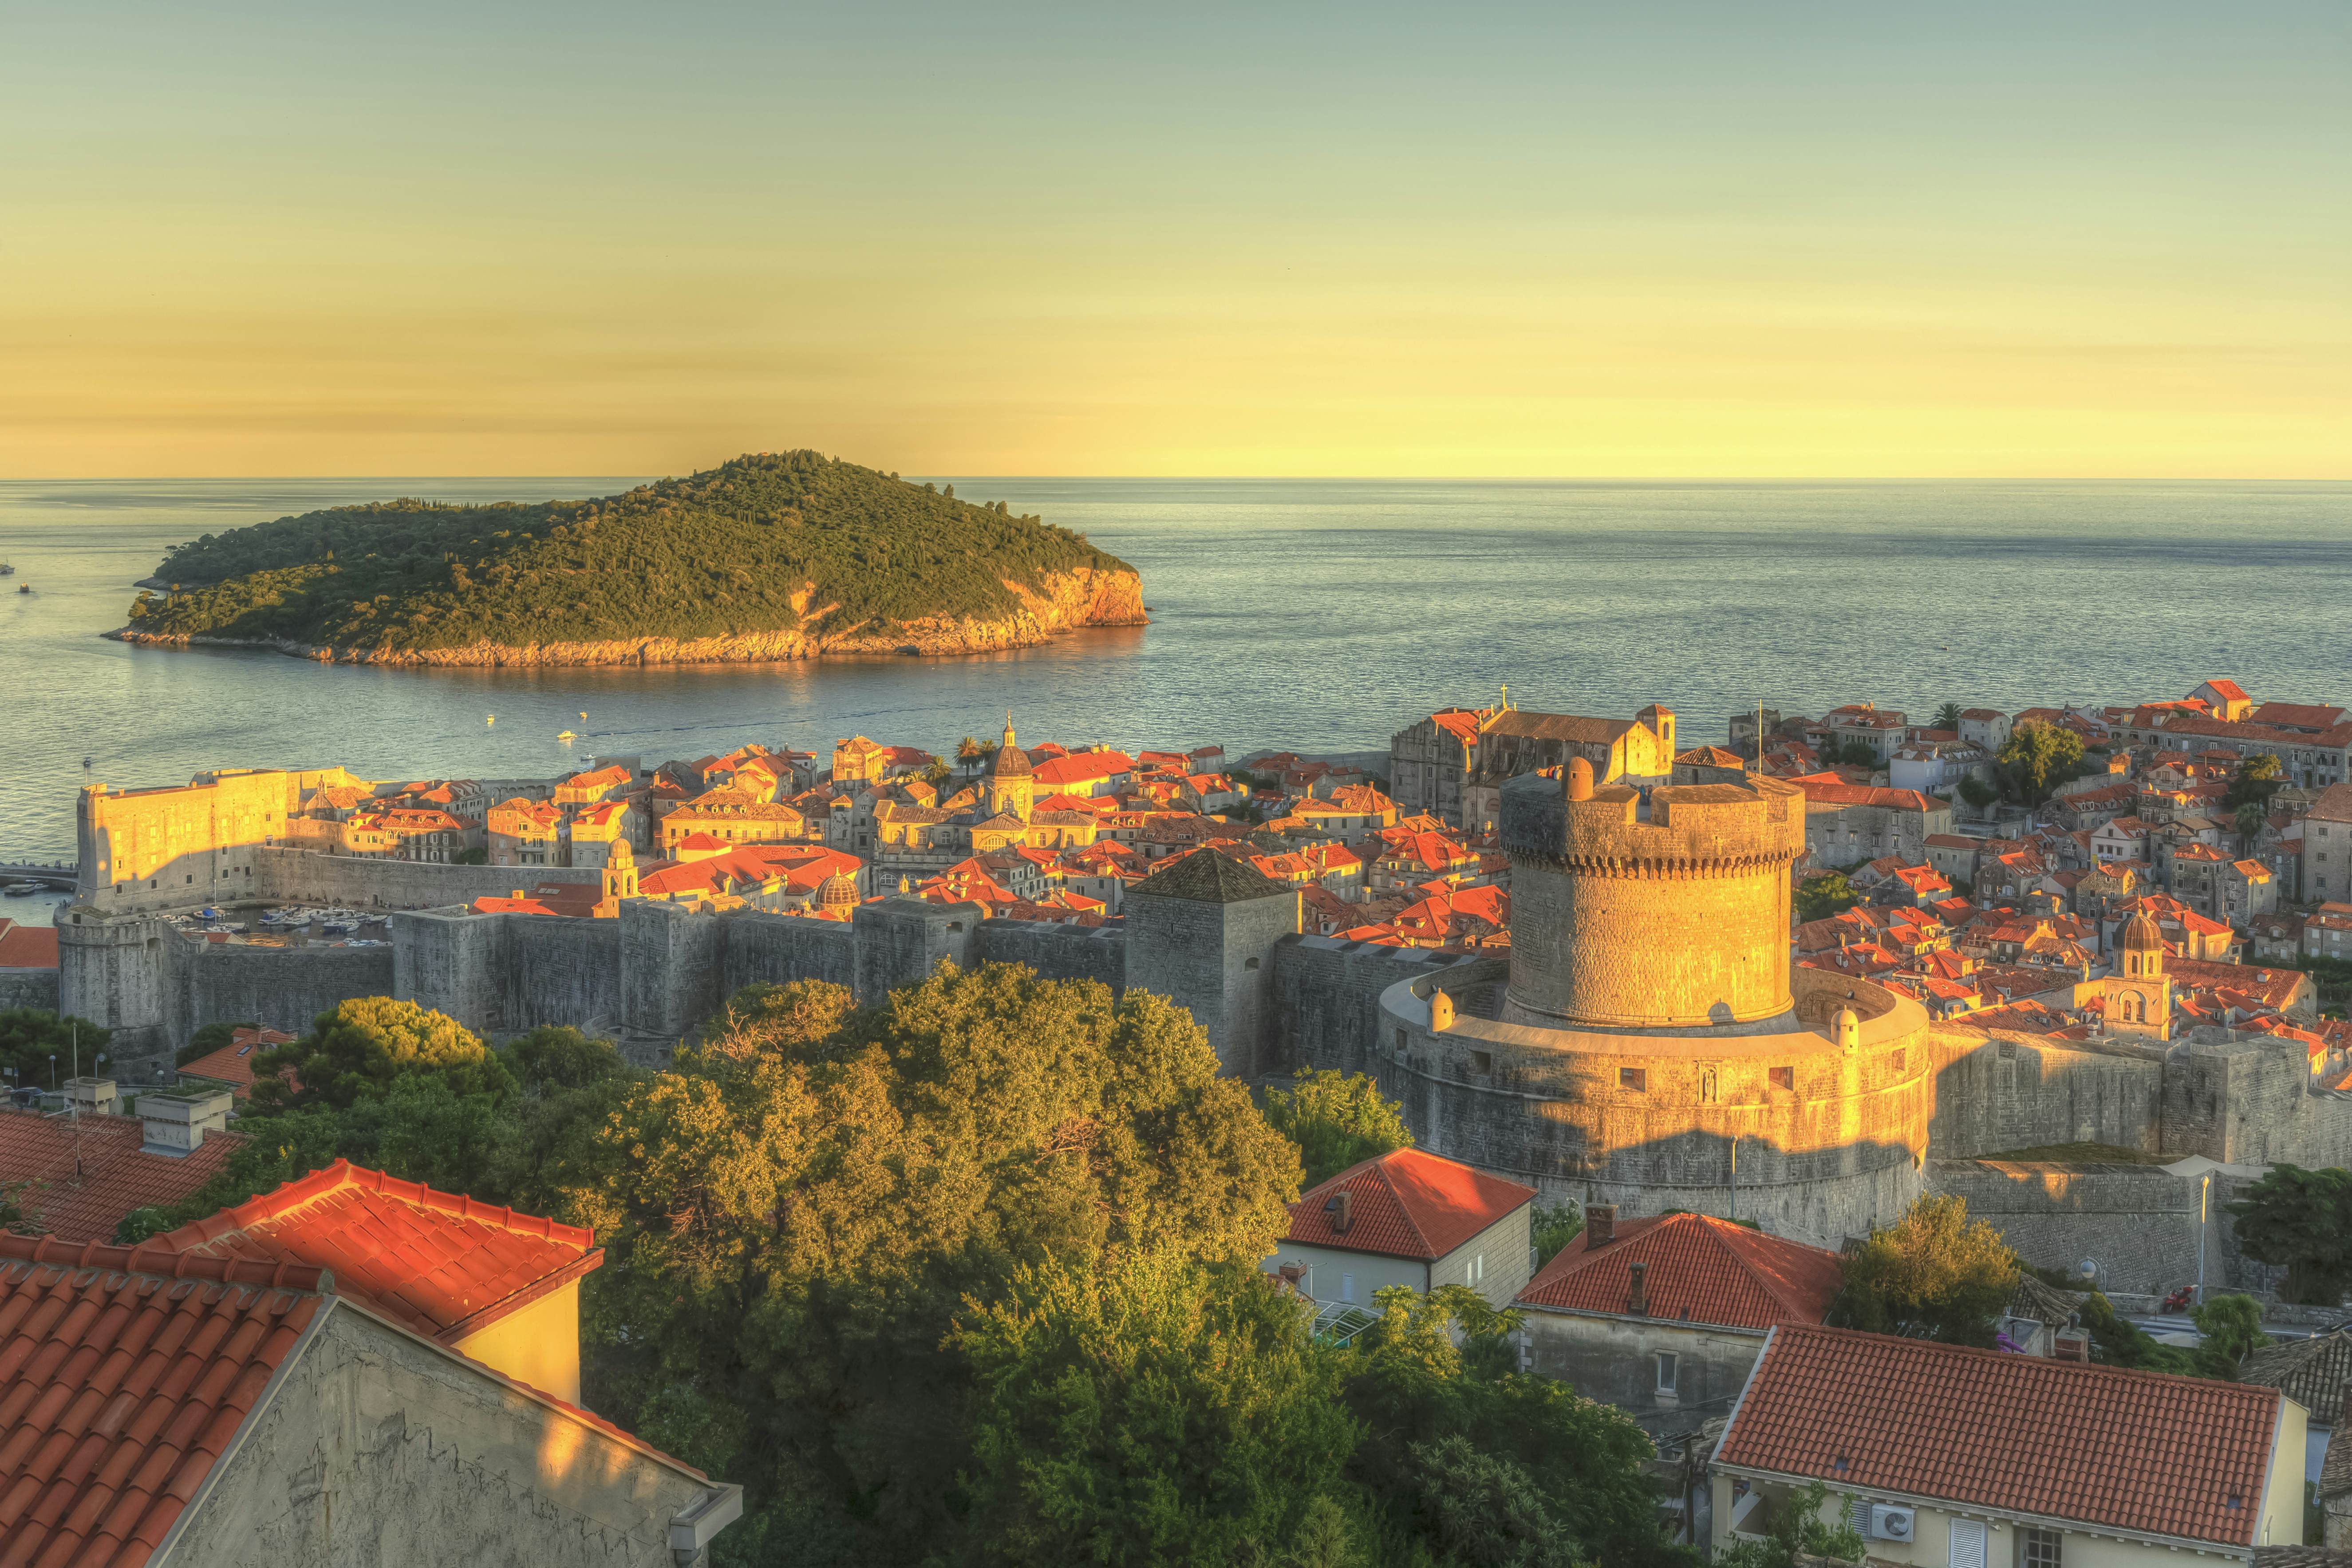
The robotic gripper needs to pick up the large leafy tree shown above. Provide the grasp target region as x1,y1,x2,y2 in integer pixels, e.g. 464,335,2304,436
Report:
548,967,1302,1565
2225,753,2285,810
1831,1194,2019,1346
950,1245,1360,1565
1996,724,2086,804
2228,1165,2352,1305
1263,1067,1414,1186
1344,1286,1684,1568
252,996,516,1112
0,1009,113,1091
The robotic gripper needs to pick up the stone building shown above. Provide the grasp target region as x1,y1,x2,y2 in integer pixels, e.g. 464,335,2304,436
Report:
1122,849,1299,1077
1515,1207,1843,1437
2303,784,2352,905
1263,1147,1535,1312
1372,759,1933,1247
1790,777,1953,868
1390,703,1679,831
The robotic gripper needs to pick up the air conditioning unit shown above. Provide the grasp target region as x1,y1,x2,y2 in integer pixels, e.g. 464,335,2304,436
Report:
1868,1505,1916,1543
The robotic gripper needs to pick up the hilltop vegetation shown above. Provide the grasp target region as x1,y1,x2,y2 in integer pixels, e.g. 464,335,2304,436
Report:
122,451,1135,654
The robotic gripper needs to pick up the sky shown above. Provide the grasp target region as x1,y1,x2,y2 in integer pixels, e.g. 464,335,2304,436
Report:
3,2,2347,478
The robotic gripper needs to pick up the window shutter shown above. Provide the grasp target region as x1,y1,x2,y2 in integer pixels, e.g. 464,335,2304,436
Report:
1949,1519,1987,1568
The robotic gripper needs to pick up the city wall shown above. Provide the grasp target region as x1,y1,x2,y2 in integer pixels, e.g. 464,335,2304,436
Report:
0,968,59,1012
254,845,599,911
1925,1160,2277,1297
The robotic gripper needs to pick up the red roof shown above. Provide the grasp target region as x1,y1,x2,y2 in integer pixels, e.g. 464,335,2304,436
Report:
155,1162,599,1346
1517,1213,1843,1328
0,1232,327,1568
1283,1149,1534,1261
0,1111,248,1244
1717,1324,2284,1548
0,924,58,970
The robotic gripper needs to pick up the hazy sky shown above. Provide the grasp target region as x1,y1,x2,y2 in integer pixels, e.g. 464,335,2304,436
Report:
4,2,2346,477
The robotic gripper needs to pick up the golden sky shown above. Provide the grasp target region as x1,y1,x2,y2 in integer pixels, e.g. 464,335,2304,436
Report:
4,4,2347,478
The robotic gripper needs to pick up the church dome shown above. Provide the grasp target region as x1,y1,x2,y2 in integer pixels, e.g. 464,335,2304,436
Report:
2119,908,2164,952
991,744,1033,778
818,870,860,910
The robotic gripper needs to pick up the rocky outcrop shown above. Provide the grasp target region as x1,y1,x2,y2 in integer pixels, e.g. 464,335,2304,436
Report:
110,566,1147,667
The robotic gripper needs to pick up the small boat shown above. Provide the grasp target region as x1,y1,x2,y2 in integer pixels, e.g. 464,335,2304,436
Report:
0,562,13,575
557,730,576,742
82,757,92,768
323,920,355,936
14,584,28,594
3,883,40,898
486,714,495,726
197,907,222,922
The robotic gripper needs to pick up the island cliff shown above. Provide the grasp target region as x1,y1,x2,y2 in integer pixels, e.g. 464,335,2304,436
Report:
111,451,1146,666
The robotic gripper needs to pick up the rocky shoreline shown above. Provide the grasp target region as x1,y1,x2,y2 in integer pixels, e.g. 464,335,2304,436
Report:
109,566,1147,667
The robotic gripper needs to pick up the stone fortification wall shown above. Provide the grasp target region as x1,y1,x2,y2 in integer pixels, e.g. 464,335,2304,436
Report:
1125,886,1299,1078
621,900,727,1057
975,920,1128,996
184,943,393,1061
1382,960,1931,1248
1926,1160,2277,1297
255,845,597,912
2161,1035,2352,1168
1273,936,1483,1079
852,899,983,1008
75,770,298,914
501,915,623,1035
395,910,503,1031
1925,1029,2166,1159
1499,770,1806,1029
0,969,59,1012
718,911,858,997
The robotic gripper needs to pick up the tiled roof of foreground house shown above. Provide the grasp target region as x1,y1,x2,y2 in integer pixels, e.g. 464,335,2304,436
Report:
155,1161,600,1347
0,1110,247,1243
1716,1323,2284,1549
1283,1149,1534,1261
1517,1213,1842,1329
0,1233,328,1568
2236,1326,2352,1429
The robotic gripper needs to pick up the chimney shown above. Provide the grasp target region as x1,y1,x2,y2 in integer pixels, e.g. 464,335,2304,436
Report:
1627,1259,1650,1316
2052,1329,2090,1363
1586,1203,1616,1247
1325,1190,1352,1235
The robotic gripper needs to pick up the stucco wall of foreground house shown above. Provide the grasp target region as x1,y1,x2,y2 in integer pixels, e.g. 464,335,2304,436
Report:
1522,1313,1765,1438
161,1303,718,1568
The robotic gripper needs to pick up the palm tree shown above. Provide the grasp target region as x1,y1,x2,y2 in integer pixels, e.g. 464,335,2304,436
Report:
1933,702,1964,732
956,736,980,778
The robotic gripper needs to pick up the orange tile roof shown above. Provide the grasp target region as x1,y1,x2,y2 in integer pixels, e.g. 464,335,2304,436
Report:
0,924,59,970
0,1111,249,1244
0,1232,328,1568
173,1029,295,1097
156,1161,599,1346
1717,1323,2283,1548
1518,1213,1842,1328
1283,1149,1533,1262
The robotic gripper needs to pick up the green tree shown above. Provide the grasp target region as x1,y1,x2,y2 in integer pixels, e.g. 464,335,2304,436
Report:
1831,1194,2020,1346
2188,1292,2271,1378
1996,724,2086,804
922,758,952,787
1343,1286,1683,1568
1795,873,1856,924
0,1009,112,1090
2225,753,2285,810
251,997,516,1113
1531,1202,1583,1268
1263,1068,1413,1187
2235,800,2271,843
2228,1165,2352,1305
1835,741,1879,770
1957,775,1997,813
950,1245,1360,1566
549,966,1302,1564
1712,1480,1867,1568
1933,702,1964,732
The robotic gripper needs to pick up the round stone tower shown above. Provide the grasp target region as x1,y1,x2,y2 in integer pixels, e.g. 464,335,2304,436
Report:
1499,759,1808,1031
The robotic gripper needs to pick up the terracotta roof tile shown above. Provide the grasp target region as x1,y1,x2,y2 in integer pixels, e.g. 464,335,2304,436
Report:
0,926,59,970
0,1113,248,1244
0,1233,325,1568
155,1162,598,1345
1283,1149,1533,1261
1717,1323,2283,1548
1517,1213,1842,1328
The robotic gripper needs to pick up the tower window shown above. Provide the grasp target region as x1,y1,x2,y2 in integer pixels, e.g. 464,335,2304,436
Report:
1769,1066,1794,1090
1618,1067,1646,1091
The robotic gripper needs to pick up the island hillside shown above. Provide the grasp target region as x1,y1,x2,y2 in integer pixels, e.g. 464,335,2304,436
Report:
114,451,1145,665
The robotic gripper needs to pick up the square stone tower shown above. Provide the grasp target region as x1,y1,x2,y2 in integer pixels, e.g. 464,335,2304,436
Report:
1123,849,1300,1078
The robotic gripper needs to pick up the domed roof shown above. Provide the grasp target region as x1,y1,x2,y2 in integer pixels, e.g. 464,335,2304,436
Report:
2119,908,2164,952
818,870,860,908
991,744,1033,778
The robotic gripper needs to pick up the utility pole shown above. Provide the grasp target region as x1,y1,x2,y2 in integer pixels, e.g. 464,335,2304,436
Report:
2195,1172,2211,1307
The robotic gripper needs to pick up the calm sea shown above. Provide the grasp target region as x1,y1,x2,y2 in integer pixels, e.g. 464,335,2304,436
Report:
4,478,2348,914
